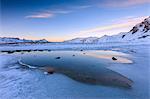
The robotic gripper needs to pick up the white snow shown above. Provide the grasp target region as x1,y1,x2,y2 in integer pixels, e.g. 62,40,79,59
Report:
1,17,149,45
0,42,150,52
64,17,150,44
64,37,99,43
0,16,149,99
0,37,48,44
0,44,149,99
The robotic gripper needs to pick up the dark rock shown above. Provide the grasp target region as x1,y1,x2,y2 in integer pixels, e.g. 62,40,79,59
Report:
43,67,55,74
130,50,136,53
139,24,143,27
55,57,61,59
143,20,150,32
1,51,8,52
7,51,14,54
38,50,43,51
72,55,75,56
130,26,139,34
48,49,51,52
15,50,21,52
122,35,125,38
48,71,54,74
112,57,117,60
80,50,83,51
22,50,31,52
27,50,31,52
138,35,150,39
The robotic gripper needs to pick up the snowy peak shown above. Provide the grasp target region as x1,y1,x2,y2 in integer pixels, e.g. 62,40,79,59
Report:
0,37,49,44
65,37,99,44
65,17,150,43
130,16,150,34
1,17,149,44
121,17,150,41
33,39,49,43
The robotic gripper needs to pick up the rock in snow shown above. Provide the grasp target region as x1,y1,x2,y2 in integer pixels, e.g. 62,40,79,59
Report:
55,57,61,59
112,57,117,61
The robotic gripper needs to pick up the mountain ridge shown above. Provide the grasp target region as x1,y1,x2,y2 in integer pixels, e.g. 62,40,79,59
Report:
0,37,49,44
64,16,150,44
0,17,149,44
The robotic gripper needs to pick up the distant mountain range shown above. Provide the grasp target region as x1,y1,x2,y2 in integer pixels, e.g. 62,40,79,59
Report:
64,16,150,43
0,37,49,44
0,17,149,44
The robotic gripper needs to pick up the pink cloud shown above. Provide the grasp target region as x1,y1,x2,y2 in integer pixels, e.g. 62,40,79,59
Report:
72,16,148,37
25,5,91,19
102,0,150,7
25,12,54,19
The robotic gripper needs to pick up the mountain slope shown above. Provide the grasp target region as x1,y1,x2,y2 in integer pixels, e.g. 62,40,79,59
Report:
64,37,99,43
65,17,150,43
0,37,49,44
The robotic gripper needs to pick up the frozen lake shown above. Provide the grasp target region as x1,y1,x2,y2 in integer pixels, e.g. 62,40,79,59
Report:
19,50,133,88
0,44,149,99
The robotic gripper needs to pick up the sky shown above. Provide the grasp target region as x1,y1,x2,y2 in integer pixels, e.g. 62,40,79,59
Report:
0,0,150,42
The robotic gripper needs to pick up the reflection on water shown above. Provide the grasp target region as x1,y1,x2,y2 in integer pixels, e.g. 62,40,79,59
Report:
85,50,132,63
19,50,133,88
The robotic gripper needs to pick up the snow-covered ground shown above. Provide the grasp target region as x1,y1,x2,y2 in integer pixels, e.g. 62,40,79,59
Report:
0,42,149,51
0,43,149,99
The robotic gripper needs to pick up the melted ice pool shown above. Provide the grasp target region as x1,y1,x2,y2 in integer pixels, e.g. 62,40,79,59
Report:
19,50,133,88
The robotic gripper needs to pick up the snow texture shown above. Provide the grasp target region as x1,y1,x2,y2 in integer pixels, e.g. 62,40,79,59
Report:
65,17,150,44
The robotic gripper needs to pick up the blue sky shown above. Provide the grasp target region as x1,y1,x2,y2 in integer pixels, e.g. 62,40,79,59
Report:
0,0,149,41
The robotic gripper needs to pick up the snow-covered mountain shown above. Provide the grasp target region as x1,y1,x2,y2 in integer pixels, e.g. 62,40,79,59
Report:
1,17,149,44
0,37,49,44
65,37,99,43
65,17,150,43
33,39,49,43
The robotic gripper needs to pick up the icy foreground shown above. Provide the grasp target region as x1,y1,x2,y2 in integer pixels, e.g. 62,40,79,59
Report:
0,17,149,99
0,44,149,99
